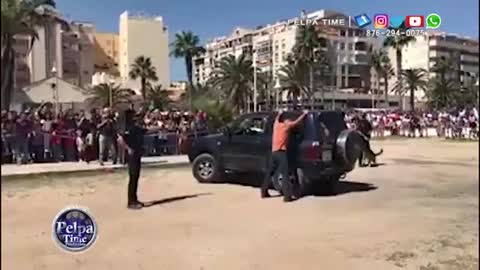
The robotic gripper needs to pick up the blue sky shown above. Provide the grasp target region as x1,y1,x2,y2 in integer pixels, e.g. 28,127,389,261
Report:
56,0,479,81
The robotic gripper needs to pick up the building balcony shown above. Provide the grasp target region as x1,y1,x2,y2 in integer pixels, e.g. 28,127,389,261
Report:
354,54,369,64
429,45,479,57
460,54,479,62
354,41,368,51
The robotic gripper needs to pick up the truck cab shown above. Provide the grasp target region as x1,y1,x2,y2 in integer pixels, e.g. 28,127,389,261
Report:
188,111,362,194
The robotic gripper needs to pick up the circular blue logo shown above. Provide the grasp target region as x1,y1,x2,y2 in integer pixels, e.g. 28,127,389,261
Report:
52,206,97,252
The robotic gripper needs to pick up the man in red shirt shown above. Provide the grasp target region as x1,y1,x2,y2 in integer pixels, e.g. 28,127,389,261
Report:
261,110,308,202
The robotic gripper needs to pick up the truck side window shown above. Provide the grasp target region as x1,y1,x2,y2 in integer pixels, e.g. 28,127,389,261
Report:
249,117,267,134
235,117,267,135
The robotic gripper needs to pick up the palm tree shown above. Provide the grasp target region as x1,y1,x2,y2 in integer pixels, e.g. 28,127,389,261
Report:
88,83,132,107
192,95,233,130
395,69,428,111
371,50,395,107
458,76,479,107
292,23,321,105
170,31,205,111
381,63,395,107
426,56,461,109
292,24,320,64
278,62,309,108
371,50,389,94
256,71,274,110
1,0,63,109
146,84,172,111
129,56,158,100
426,78,459,110
208,54,254,113
383,23,416,108
431,56,459,82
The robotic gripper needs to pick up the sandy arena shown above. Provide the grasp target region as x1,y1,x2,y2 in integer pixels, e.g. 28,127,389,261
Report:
2,138,479,270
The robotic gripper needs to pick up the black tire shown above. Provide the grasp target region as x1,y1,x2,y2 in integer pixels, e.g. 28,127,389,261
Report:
271,171,284,194
336,129,363,172
192,153,223,183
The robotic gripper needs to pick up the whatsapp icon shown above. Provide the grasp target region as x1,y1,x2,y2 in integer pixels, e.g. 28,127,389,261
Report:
426,13,441,29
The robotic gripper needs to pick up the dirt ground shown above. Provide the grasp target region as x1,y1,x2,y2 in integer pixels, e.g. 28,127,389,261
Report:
2,138,479,270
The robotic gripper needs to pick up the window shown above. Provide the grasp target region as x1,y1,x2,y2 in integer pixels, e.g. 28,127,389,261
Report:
234,116,267,135
348,43,354,51
339,42,345,50
282,43,285,49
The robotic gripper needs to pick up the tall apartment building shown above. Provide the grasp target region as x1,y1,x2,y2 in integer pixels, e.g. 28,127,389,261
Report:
193,27,254,84
194,10,373,94
12,8,96,90
13,35,33,90
119,11,170,90
93,32,120,76
388,32,479,102
12,13,64,91
62,21,95,87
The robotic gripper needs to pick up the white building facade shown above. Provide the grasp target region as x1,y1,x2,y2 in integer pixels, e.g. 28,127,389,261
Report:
193,9,376,108
387,32,479,102
119,11,170,91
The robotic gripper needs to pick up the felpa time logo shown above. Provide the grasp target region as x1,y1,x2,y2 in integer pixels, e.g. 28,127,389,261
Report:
52,206,98,252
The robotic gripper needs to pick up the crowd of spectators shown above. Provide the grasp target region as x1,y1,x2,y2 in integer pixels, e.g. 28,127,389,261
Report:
1,104,208,165
345,108,479,140
2,104,478,165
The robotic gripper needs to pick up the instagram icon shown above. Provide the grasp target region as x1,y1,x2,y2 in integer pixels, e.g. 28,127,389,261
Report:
374,14,389,29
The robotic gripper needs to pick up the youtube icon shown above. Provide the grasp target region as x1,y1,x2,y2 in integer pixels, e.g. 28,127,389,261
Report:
406,15,425,28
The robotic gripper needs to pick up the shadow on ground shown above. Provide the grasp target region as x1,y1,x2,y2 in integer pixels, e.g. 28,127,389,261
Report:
212,174,377,197
143,193,212,207
360,162,387,168
322,180,377,196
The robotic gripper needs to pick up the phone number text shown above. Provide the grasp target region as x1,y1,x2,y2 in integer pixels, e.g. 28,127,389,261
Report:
366,29,426,37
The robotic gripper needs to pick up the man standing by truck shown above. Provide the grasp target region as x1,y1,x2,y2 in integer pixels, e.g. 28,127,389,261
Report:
261,110,308,202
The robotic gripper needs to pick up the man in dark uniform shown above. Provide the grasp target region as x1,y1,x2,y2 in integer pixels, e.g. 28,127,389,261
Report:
116,108,161,209
356,113,373,140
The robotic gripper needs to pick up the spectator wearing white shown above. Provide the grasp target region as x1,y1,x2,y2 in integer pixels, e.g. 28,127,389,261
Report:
97,108,117,165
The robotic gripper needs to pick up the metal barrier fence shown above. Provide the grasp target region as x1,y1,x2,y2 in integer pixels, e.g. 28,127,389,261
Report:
1,130,209,164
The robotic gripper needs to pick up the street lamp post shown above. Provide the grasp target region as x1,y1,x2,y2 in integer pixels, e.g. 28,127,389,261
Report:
253,50,258,112
109,78,115,107
51,66,59,118
274,78,281,110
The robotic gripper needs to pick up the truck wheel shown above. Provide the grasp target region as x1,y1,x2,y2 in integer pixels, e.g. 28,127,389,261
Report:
192,153,223,183
271,171,284,194
336,129,363,172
